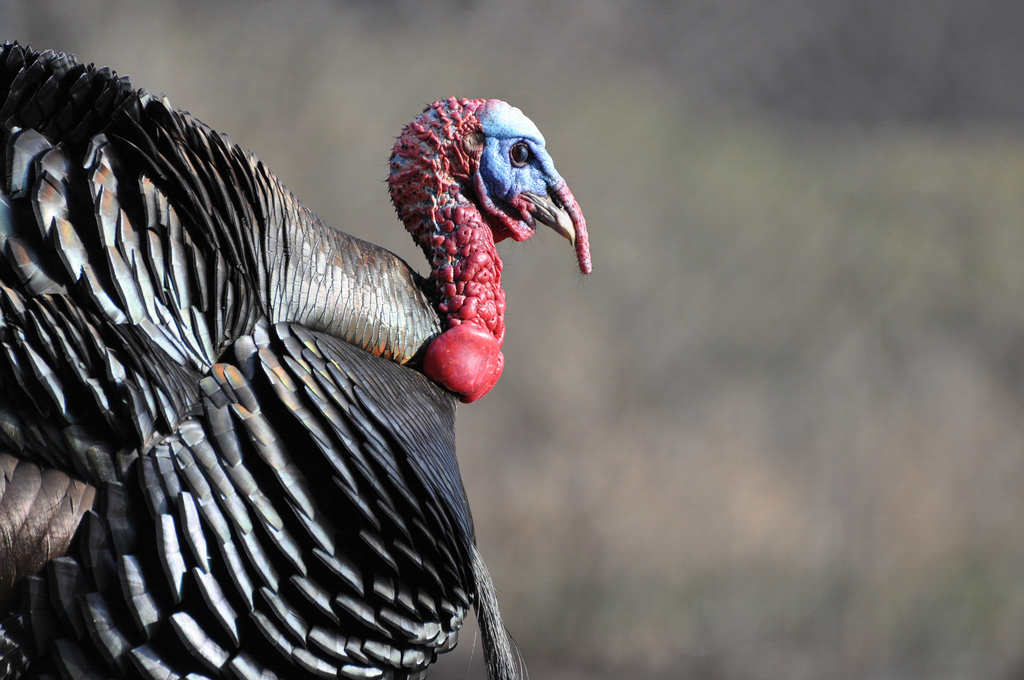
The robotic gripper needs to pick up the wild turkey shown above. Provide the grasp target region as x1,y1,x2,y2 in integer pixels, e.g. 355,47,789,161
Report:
0,43,590,680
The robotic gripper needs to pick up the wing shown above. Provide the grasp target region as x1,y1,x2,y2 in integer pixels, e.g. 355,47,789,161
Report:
8,320,472,680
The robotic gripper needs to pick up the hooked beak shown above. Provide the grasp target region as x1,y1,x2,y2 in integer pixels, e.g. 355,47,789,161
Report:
523,190,575,244
521,182,592,274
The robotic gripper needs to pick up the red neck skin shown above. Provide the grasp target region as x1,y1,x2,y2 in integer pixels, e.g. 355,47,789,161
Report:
389,98,506,346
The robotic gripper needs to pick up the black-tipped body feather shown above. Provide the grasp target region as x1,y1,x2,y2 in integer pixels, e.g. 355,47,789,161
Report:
0,43,517,680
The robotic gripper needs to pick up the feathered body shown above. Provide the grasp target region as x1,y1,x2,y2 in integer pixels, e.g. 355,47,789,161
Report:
0,43,589,680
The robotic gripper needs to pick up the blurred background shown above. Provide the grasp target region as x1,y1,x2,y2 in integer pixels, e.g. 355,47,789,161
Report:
6,1,1024,678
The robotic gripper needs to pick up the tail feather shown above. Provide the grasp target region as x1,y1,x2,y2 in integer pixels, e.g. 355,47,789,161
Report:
472,545,524,680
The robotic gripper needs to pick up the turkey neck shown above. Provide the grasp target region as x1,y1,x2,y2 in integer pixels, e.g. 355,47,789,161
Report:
265,192,442,366
389,99,506,345
405,192,506,344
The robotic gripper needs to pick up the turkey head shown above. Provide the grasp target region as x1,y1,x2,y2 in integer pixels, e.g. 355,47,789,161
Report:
389,98,591,402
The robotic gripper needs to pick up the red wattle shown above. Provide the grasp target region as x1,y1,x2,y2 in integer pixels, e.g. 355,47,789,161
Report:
423,324,504,403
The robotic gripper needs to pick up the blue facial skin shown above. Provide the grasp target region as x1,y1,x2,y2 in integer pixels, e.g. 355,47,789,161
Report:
477,101,566,206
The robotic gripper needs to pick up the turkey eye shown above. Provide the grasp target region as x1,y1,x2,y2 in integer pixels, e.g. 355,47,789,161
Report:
509,142,531,167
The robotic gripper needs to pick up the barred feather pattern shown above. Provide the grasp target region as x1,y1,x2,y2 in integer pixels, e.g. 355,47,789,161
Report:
11,320,470,680
0,43,515,680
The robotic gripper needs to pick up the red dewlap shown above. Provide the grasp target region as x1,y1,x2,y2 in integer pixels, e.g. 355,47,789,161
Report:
424,323,505,403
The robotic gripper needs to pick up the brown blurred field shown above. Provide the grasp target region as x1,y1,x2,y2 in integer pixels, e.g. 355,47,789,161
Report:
7,1,1024,678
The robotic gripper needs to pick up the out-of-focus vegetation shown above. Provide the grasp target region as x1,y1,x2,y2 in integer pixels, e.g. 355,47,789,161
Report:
6,1,1024,678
